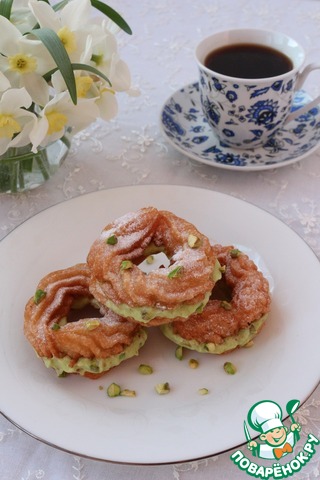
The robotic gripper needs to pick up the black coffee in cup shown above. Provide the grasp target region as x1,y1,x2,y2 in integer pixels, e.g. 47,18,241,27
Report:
204,43,293,79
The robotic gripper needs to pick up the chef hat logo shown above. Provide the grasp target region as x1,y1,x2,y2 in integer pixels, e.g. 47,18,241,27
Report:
248,400,284,434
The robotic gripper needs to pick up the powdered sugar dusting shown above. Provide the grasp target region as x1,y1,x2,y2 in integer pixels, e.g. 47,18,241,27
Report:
88,208,216,313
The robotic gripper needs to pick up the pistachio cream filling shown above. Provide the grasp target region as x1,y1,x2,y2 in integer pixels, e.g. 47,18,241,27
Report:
104,259,222,323
160,314,268,354
105,291,212,323
42,329,147,376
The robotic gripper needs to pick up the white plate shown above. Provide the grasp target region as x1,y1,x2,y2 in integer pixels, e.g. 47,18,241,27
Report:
160,83,320,171
0,185,319,465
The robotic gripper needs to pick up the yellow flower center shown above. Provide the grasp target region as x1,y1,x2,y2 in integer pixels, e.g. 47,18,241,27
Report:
57,26,77,54
76,76,93,98
0,115,21,138
8,54,37,74
46,111,68,135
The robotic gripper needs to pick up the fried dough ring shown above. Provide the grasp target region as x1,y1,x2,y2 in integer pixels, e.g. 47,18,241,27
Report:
87,207,217,325
24,263,147,378
161,245,271,353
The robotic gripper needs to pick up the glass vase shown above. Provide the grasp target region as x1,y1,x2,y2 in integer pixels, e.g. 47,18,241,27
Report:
0,135,71,193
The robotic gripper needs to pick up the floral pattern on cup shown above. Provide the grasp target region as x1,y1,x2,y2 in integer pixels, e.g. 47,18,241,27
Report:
160,83,320,170
199,69,296,148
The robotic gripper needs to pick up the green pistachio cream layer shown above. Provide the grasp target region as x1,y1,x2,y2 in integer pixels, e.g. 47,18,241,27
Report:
42,329,147,377
104,259,223,323
160,314,268,354
104,291,212,323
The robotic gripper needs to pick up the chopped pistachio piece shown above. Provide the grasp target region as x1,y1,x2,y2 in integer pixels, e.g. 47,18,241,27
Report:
155,382,170,395
189,358,199,369
244,340,254,348
212,259,223,282
90,364,99,373
120,389,136,397
58,371,68,378
187,234,201,248
106,234,118,245
121,260,134,270
224,361,237,375
51,322,60,331
34,289,46,305
220,300,232,310
146,255,154,264
230,248,242,258
138,364,153,375
58,316,67,327
168,265,183,278
219,265,226,274
85,319,100,330
198,388,209,395
98,385,104,391
175,346,184,360
107,383,121,397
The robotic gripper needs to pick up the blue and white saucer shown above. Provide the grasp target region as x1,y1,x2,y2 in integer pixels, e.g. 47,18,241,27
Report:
160,82,320,171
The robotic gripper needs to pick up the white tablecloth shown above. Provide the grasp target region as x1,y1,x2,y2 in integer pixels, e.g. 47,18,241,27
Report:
1,1,320,479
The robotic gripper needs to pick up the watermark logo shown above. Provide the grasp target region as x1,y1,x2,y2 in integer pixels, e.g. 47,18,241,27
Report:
230,399,319,478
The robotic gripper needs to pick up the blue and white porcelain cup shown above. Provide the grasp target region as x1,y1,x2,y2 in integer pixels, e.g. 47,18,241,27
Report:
196,29,320,149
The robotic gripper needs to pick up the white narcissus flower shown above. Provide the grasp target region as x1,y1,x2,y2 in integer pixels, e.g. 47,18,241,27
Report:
0,0,136,159
88,21,139,96
0,72,11,92
0,87,37,155
50,30,119,123
75,75,119,121
89,23,132,93
95,87,118,121
10,0,38,34
28,0,93,63
30,91,100,151
108,53,132,92
0,16,55,106
30,1,136,96
51,67,118,122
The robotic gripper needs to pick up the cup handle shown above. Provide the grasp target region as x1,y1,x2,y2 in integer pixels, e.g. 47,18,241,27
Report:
285,63,320,123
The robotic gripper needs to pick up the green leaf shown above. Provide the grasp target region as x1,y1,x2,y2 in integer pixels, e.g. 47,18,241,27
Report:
91,0,132,35
52,0,69,11
48,0,132,34
69,63,112,86
43,62,112,87
32,27,77,104
0,0,13,19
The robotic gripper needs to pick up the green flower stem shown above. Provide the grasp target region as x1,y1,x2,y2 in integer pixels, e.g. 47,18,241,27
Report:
0,145,50,192
35,149,50,181
18,162,25,191
61,133,71,149
0,134,71,193
9,159,19,193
